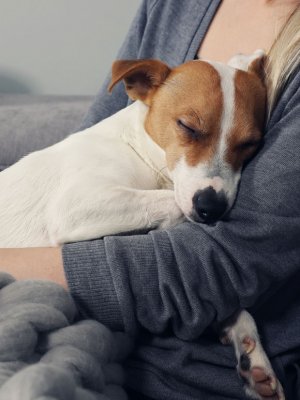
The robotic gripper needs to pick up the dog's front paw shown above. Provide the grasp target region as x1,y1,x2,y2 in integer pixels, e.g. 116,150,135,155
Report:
238,337,285,400
221,310,286,400
157,207,185,229
151,192,185,230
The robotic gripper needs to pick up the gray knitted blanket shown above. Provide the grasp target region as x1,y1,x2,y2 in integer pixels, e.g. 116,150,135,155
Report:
0,272,133,400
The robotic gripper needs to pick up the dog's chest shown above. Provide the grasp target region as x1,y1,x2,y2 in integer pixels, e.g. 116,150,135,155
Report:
119,126,172,190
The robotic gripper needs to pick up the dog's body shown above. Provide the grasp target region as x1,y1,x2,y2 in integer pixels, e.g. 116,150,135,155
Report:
0,52,285,399
0,101,181,247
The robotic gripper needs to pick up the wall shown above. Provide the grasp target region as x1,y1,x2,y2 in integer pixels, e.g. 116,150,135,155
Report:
0,0,140,95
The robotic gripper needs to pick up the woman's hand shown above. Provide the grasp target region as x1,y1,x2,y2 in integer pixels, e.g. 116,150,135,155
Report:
0,247,67,289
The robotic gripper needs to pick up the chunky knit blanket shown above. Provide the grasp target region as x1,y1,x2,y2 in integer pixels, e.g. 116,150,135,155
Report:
0,272,132,400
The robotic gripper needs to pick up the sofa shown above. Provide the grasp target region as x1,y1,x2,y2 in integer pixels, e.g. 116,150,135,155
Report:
0,94,94,170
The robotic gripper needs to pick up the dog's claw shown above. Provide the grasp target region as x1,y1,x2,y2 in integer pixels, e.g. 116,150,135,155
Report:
270,375,277,391
242,336,256,354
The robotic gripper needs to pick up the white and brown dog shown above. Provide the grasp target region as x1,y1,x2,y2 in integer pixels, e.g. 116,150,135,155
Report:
0,50,284,399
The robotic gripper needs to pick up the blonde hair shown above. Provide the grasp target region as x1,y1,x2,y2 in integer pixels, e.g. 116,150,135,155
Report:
266,5,300,117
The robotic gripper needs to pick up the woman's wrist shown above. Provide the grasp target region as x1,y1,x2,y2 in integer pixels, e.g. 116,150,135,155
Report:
0,247,67,289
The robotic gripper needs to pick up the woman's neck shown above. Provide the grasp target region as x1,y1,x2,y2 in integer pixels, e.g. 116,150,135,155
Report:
198,0,299,63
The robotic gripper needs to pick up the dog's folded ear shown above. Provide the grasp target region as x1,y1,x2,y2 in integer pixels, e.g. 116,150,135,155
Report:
108,59,171,104
247,51,266,82
228,49,266,83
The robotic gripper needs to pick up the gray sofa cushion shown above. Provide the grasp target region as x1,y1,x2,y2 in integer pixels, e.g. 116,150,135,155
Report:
0,95,93,170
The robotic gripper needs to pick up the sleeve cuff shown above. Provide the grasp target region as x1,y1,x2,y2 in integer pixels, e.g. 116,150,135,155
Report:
62,239,124,331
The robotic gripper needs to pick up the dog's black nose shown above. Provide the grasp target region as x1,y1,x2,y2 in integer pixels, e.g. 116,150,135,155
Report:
193,187,227,224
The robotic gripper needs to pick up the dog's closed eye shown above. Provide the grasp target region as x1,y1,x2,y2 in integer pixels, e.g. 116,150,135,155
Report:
177,119,205,141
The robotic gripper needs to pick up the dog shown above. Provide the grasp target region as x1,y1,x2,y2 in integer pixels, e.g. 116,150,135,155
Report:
0,50,284,399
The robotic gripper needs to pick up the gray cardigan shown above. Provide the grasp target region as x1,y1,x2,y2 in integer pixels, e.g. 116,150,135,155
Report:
63,1,300,399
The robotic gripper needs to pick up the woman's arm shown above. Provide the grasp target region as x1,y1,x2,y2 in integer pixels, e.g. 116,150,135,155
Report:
0,247,67,288
62,77,300,338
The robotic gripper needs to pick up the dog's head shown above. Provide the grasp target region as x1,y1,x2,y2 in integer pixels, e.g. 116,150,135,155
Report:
109,50,266,224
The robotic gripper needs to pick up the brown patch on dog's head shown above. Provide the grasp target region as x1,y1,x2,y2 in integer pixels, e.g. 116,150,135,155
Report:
248,53,266,82
144,60,224,171
225,69,266,171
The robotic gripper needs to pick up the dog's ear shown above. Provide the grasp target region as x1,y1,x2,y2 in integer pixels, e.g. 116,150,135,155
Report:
108,59,171,105
228,49,266,83
247,52,266,83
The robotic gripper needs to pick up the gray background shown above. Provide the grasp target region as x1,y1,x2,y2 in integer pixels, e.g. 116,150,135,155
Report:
0,0,140,96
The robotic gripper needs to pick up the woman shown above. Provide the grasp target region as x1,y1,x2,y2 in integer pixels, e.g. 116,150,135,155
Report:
1,1,300,399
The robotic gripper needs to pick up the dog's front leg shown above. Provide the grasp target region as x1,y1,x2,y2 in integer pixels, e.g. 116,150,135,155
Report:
112,187,185,231
219,310,285,400
48,188,185,245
